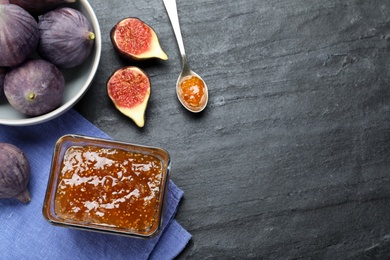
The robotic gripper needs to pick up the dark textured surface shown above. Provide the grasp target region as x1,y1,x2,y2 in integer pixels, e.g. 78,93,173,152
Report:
75,0,390,259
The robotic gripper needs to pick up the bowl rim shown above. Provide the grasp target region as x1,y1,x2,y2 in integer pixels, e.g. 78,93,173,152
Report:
0,0,102,126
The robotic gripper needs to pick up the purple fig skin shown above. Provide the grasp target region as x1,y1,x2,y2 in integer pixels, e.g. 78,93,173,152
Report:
9,0,75,15
38,7,95,69
0,4,39,67
0,67,6,100
0,0,9,4
4,59,65,116
0,143,31,203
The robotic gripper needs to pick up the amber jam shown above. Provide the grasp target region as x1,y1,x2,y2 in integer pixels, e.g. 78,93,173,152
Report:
179,75,205,108
54,145,163,232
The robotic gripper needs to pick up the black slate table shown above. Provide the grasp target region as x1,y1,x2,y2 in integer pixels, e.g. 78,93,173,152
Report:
75,0,390,258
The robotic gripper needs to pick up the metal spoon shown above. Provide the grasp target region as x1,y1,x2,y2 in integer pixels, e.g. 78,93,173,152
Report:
163,0,208,113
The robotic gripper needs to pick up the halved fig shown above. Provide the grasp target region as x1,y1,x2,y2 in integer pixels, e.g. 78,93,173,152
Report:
9,0,75,15
107,66,151,127
111,17,168,61
0,4,39,67
38,7,95,68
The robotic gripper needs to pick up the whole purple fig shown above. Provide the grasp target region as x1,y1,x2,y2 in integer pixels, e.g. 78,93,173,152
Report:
0,143,31,203
38,7,95,69
9,0,75,15
4,59,65,116
0,4,39,67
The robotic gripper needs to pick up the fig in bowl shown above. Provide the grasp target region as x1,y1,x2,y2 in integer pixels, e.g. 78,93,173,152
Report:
0,4,39,67
9,0,76,16
4,59,65,117
0,0,101,126
38,7,95,69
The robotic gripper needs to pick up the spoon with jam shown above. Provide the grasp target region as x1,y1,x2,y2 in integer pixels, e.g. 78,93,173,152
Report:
163,0,208,113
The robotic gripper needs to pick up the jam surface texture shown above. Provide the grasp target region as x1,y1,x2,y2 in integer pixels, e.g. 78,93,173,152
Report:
179,75,206,108
54,145,163,232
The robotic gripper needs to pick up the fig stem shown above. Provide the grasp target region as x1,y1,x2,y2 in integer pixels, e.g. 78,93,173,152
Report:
15,189,31,203
88,32,95,41
27,93,36,101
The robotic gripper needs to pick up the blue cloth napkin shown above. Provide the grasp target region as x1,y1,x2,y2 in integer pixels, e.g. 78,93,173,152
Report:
0,109,191,260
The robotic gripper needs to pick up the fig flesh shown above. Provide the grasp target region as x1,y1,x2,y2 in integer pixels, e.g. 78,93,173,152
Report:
38,7,95,68
4,59,65,116
107,66,151,127
111,17,168,61
9,0,75,16
0,4,39,67
0,143,31,203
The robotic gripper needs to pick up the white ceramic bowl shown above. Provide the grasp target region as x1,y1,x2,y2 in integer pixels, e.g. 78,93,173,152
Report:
0,0,101,126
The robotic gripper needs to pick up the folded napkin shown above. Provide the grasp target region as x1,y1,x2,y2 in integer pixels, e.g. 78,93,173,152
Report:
0,109,191,260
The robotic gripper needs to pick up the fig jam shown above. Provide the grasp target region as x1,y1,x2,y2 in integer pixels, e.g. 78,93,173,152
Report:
54,145,163,232
179,75,205,108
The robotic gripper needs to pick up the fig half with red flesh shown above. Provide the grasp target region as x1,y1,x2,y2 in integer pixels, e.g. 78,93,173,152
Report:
107,66,151,127
111,17,168,61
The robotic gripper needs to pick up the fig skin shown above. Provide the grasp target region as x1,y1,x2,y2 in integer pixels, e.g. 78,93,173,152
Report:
0,0,9,4
0,67,6,100
0,143,31,203
38,7,95,69
9,0,76,16
0,4,39,67
107,66,151,127
4,59,65,116
111,17,168,61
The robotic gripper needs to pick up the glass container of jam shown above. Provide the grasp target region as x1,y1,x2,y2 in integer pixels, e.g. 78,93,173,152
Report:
43,134,170,238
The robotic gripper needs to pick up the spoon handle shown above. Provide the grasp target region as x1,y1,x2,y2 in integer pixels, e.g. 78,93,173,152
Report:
163,0,187,61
